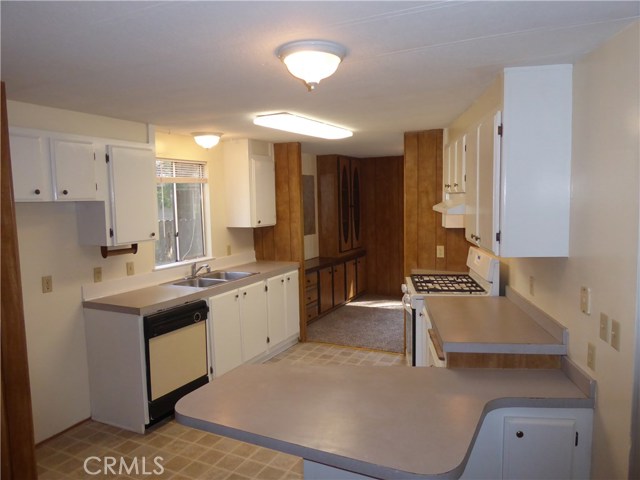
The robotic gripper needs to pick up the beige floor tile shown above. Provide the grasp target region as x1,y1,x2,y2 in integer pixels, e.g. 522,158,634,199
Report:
215,453,245,471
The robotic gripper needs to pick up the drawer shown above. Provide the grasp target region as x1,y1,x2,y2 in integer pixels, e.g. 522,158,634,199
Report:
305,285,318,304
305,302,319,322
305,272,318,288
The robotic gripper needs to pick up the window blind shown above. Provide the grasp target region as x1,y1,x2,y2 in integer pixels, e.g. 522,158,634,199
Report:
156,159,207,183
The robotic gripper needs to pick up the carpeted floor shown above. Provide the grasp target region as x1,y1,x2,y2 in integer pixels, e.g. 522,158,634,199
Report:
306,295,405,353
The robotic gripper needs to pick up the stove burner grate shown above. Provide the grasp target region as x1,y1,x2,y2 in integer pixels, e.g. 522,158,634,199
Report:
410,274,486,294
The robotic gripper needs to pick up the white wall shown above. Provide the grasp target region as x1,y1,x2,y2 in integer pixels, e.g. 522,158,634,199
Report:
507,23,639,479
8,103,254,442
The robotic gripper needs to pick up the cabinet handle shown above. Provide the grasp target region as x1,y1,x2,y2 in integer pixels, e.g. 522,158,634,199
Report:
281,279,285,283
150,232,156,238
257,220,262,224
516,431,524,439
454,183,458,187
243,292,247,296
62,189,69,195
34,189,41,195
235,294,239,299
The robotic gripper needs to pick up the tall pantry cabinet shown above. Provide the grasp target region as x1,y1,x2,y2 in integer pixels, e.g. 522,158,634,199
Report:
317,154,363,257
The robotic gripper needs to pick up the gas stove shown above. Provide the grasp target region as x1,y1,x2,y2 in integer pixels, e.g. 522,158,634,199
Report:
410,273,486,294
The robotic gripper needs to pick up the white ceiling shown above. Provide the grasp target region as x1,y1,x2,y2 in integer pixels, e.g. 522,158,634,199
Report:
2,1,638,157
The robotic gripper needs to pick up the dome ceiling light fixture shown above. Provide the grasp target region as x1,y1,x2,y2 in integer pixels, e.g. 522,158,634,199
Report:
276,40,347,91
192,132,223,149
253,112,353,140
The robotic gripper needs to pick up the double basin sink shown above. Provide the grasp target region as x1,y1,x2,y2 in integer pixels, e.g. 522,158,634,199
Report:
172,270,256,288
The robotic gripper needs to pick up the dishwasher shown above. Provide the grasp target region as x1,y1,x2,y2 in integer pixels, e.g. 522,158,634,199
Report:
143,300,210,424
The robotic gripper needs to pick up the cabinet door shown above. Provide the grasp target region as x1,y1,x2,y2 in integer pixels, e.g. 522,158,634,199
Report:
209,290,243,377
350,159,363,250
9,131,52,201
476,111,502,255
338,157,352,252
319,267,333,313
356,255,367,295
252,153,276,227
443,143,453,193
108,145,158,245
51,138,96,201
333,263,346,306
464,126,480,245
503,416,576,479
267,275,287,347
239,282,268,362
453,136,466,193
284,270,300,338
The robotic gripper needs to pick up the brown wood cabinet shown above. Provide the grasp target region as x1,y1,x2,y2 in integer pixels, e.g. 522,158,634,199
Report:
318,155,363,257
305,252,367,323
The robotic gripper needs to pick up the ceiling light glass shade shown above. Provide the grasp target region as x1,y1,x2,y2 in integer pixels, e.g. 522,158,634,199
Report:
277,40,346,91
254,113,353,140
192,132,222,149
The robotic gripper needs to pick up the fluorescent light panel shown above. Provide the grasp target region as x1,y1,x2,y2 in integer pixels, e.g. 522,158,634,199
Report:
253,113,352,140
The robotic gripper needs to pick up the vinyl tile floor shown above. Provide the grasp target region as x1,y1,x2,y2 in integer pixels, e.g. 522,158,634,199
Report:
37,342,406,479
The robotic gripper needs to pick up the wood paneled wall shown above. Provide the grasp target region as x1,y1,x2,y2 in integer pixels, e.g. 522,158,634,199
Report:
404,130,469,275
360,156,405,296
253,142,307,339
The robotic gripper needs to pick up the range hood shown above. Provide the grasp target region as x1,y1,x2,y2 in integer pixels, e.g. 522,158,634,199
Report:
432,193,465,215
433,193,465,229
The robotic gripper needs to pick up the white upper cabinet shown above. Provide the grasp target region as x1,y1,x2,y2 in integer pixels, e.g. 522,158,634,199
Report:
51,138,97,201
464,64,573,257
224,139,276,228
108,145,158,245
443,137,466,194
77,143,158,246
9,130,52,201
9,128,97,202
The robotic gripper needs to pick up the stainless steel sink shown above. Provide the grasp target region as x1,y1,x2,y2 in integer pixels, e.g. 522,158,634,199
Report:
172,277,228,288
202,271,257,281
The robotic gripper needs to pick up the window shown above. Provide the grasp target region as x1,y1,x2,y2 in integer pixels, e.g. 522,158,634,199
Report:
155,159,208,266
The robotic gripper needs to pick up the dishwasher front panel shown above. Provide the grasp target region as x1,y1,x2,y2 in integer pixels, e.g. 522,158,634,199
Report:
148,321,207,400
143,300,209,424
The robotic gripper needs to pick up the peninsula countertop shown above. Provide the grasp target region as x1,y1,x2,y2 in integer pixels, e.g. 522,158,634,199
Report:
176,362,593,479
425,290,567,355
82,261,299,316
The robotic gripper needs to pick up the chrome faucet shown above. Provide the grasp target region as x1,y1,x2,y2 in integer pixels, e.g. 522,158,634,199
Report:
191,263,211,277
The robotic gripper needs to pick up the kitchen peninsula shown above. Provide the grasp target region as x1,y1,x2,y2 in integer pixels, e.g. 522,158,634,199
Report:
176,361,594,479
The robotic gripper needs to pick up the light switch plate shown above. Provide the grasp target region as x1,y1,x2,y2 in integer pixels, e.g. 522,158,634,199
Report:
599,313,609,342
93,267,102,283
126,262,135,276
610,319,621,351
580,286,591,315
436,245,445,258
41,275,53,293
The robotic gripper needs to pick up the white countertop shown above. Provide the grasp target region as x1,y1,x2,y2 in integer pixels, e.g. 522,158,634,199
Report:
176,362,593,479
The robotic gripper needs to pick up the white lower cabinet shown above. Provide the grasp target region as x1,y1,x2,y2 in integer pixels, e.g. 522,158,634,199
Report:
461,407,593,479
239,282,269,362
267,270,300,348
209,270,300,377
208,289,244,377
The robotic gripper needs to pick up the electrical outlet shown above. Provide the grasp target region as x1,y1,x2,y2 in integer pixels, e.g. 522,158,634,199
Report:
580,286,591,315
436,245,445,258
93,267,102,283
587,342,596,370
610,319,621,351
529,276,535,296
227,244,232,256
41,275,53,293
599,313,609,342
126,262,135,276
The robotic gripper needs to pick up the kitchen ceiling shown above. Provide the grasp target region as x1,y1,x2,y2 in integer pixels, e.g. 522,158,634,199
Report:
1,1,638,157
